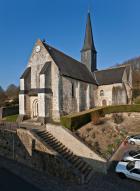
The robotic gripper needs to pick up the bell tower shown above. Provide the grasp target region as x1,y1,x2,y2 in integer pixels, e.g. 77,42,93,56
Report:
81,12,97,72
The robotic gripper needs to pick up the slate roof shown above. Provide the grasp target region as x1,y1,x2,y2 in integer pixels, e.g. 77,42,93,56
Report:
94,67,126,85
43,42,97,84
81,12,96,52
40,62,51,74
20,67,31,79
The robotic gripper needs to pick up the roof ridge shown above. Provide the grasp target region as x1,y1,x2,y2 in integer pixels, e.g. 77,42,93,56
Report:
43,42,83,65
42,41,97,85
94,66,126,73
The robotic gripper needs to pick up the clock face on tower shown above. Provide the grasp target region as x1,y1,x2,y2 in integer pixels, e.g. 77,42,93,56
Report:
35,45,41,53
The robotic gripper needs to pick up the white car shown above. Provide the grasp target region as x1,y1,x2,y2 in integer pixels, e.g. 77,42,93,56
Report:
127,135,140,145
116,161,140,181
123,150,140,162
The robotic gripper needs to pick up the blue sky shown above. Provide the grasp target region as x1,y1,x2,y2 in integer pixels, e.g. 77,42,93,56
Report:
0,0,140,89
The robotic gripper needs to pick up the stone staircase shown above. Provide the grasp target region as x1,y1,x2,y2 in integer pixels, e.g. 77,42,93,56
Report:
19,121,44,130
32,129,94,184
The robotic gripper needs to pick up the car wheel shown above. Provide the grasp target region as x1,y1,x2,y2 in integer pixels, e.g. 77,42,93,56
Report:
130,141,135,145
118,173,126,179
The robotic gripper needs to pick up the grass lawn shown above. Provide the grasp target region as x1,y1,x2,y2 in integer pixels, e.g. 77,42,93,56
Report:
5,114,18,122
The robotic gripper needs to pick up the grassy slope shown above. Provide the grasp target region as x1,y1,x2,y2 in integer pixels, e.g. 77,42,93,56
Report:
5,115,18,122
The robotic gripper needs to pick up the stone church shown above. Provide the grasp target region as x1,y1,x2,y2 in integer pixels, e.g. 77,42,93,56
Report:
19,13,132,123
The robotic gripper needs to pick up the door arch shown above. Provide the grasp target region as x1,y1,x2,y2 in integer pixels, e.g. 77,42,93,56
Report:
102,99,107,106
32,99,38,118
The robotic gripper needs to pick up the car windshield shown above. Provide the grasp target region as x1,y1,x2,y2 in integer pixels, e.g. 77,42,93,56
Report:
134,135,140,139
129,151,138,156
126,161,135,171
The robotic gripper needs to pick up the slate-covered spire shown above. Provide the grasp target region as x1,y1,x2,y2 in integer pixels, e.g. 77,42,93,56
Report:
82,12,96,51
81,12,97,72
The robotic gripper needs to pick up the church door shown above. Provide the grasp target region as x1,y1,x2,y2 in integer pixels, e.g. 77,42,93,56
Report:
102,99,107,106
32,99,39,118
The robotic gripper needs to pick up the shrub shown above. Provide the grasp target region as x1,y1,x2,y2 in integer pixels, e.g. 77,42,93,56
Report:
60,105,140,131
134,96,140,104
112,113,123,124
91,111,101,125
94,141,101,154
114,138,121,147
60,107,102,131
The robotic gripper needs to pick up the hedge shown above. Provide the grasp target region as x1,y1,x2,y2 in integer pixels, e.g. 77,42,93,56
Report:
102,104,140,114
60,104,140,131
61,108,102,131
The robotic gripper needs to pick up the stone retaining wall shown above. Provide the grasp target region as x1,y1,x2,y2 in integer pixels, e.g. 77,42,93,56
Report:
0,128,80,183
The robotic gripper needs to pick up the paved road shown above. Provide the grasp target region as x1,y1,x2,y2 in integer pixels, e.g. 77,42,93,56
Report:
0,167,41,191
0,156,139,191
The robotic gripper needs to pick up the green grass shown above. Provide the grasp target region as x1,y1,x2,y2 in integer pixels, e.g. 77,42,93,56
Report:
5,114,18,122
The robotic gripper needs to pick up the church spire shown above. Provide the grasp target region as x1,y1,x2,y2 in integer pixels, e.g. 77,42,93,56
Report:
81,12,97,72
82,12,96,51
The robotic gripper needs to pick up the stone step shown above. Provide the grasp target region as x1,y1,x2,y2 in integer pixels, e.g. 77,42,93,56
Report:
48,141,59,147
80,163,90,173
63,151,74,158
56,146,67,153
59,148,69,155
43,137,56,142
43,139,57,145
73,159,82,167
70,156,79,164
52,142,62,149
41,134,53,139
85,168,92,178
84,169,93,183
76,161,85,170
36,131,46,135
33,129,93,184
45,138,57,144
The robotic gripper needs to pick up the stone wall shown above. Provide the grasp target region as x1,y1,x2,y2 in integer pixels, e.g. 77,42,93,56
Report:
96,83,127,106
61,76,78,115
61,76,97,116
0,128,81,183
28,40,52,89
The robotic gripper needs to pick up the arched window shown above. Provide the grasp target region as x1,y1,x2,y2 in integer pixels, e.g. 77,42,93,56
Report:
100,90,104,96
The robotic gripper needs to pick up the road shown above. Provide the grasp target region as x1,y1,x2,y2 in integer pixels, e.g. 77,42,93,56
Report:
0,156,139,191
0,167,41,191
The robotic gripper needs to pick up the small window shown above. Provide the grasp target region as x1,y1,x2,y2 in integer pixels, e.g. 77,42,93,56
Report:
72,83,75,98
100,90,104,96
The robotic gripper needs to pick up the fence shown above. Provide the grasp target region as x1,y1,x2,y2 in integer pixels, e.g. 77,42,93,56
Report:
0,121,19,131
